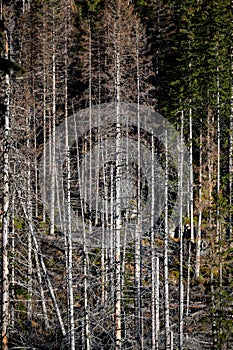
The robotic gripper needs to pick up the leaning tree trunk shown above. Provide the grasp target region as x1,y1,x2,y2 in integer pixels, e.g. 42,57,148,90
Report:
64,9,75,348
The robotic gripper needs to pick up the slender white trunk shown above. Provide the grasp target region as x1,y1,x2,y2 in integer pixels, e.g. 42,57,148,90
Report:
88,20,93,235
217,66,221,242
27,170,33,323
101,205,106,305
164,129,170,350
195,119,203,278
42,18,47,222
186,243,191,317
74,115,90,350
1,28,10,350
179,111,184,350
151,131,156,350
64,17,75,348
155,256,160,349
186,106,193,316
207,107,214,232
10,192,15,329
26,114,33,323
170,330,173,350
110,162,115,301
34,248,49,329
101,130,108,305
217,66,223,347
151,132,160,350
189,106,194,243
33,88,38,218
115,5,122,348
211,271,217,348
115,77,122,350
229,1,233,238
135,26,143,349
50,7,56,236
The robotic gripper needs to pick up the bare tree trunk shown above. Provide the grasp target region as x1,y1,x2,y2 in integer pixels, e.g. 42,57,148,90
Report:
229,0,233,239
216,66,221,243
186,106,193,317
155,256,160,350
170,331,173,350
216,65,223,349
10,191,15,329
64,16,75,348
207,106,215,234
26,116,33,324
27,186,33,323
164,129,170,350
151,131,156,350
115,83,122,350
18,195,66,337
135,25,143,349
1,27,10,350
115,5,122,348
32,84,38,218
50,6,56,236
179,111,184,350
189,106,194,243
34,248,49,329
42,19,48,223
74,116,90,350
151,132,160,350
195,119,203,279
211,271,217,349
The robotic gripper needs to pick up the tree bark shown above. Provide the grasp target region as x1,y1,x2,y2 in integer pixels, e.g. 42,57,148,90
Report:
1,27,10,350
164,129,170,350
195,119,203,279
229,0,233,239
114,4,122,349
179,111,184,350
64,10,75,347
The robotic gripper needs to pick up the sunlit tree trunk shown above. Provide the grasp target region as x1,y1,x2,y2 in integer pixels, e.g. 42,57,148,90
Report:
216,66,221,242
151,132,160,350
155,256,160,350
42,11,48,223
164,129,170,350
26,112,33,324
179,110,184,350
115,27,122,350
1,26,10,350
74,116,90,350
64,6,75,347
151,131,156,350
135,24,143,349
229,0,233,239
34,248,49,329
50,5,56,236
10,190,15,329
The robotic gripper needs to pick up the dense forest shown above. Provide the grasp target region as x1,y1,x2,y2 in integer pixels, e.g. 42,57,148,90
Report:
0,0,233,349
